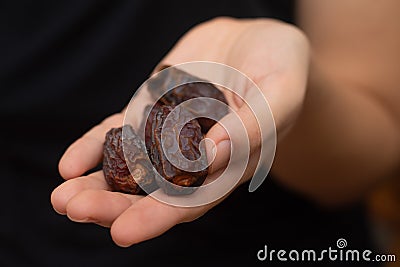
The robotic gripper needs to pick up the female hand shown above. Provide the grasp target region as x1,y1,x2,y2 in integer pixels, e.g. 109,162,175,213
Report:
51,17,309,247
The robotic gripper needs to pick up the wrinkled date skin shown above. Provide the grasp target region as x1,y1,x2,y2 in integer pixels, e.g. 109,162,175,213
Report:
103,125,157,194
143,102,162,149
146,105,208,195
104,67,229,195
148,67,229,132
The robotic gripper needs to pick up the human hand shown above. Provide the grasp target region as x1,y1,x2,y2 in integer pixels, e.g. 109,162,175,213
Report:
51,17,309,247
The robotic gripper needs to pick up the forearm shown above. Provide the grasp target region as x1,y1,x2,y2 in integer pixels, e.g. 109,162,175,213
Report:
270,0,400,206
271,59,400,205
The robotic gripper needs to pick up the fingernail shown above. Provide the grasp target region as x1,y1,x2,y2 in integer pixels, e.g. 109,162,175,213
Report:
209,140,231,174
204,138,217,166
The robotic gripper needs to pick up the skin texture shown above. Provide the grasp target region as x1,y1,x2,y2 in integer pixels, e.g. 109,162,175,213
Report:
51,1,400,247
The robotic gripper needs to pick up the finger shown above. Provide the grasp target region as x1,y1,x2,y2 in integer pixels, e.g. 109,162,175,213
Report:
66,189,142,227
59,113,123,179
51,171,110,215
110,195,209,247
256,72,306,139
206,102,260,173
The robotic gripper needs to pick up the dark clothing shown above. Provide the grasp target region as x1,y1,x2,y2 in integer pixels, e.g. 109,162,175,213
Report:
0,1,379,266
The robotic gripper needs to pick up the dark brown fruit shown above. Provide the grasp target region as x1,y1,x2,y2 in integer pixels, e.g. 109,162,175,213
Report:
148,67,229,133
104,67,229,196
102,125,157,194
146,105,208,195
143,102,162,152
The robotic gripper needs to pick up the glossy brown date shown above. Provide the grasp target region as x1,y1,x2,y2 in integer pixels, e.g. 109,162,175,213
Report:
146,105,208,195
148,67,229,132
103,125,157,195
104,67,229,195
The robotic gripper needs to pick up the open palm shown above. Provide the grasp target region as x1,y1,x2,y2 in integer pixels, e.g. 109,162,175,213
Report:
51,17,309,247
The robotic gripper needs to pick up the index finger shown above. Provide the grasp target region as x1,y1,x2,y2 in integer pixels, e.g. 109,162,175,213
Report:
110,193,212,247
59,113,123,179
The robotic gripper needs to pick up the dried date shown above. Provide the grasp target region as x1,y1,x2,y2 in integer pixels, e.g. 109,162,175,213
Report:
103,67,229,196
143,102,162,151
103,125,157,194
146,105,208,195
148,67,229,132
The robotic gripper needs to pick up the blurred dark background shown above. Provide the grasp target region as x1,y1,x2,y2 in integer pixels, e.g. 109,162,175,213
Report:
1,0,395,266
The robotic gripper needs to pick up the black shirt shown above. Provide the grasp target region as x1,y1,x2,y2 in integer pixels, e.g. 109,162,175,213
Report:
0,1,379,266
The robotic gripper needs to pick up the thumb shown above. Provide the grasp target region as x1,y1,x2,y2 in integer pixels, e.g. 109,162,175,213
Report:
205,101,261,174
